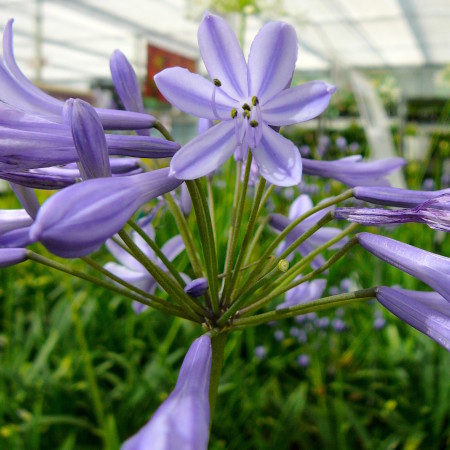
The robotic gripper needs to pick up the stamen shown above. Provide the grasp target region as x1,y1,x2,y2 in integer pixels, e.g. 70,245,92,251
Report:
249,120,258,127
252,96,259,106
242,103,251,111
211,78,222,120
230,108,237,119
243,110,250,119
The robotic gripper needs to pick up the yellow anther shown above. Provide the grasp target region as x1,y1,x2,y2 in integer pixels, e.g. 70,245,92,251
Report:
250,120,259,127
230,108,237,118
252,96,259,106
213,78,222,87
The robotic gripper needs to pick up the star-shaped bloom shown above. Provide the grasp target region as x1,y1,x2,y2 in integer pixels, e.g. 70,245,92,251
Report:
155,13,336,186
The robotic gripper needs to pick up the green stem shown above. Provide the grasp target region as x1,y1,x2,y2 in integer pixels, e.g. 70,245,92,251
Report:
222,151,252,304
186,179,220,315
240,236,359,317
27,251,193,320
233,288,377,328
127,220,185,287
236,189,354,300
118,230,206,318
208,332,229,425
165,193,203,278
206,177,217,248
153,121,175,141
226,177,266,302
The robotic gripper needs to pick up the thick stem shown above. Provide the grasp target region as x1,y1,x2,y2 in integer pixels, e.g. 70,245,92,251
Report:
208,332,228,426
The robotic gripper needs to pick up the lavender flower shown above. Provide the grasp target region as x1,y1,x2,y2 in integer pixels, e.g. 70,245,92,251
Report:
332,318,347,333
1,19,155,131
358,233,450,302
376,287,449,350
121,335,212,450
105,222,184,313
254,346,268,359
302,156,406,187
184,278,209,298
271,195,347,269
334,194,450,232
274,330,285,341
335,136,347,149
353,186,450,208
373,316,386,330
155,13,336,186
29,168,183,258
0,247,27,267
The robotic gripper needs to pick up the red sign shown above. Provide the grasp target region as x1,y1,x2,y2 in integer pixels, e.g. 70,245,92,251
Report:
146,44,196,102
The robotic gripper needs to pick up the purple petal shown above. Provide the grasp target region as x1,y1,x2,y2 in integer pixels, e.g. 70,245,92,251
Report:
29,168,182,258
197,118,214,135
65,99,111,179
110,50,145,114
198,13,247,100
121,335,212,450
354,186,450,208
303,157,407,187
180,183,192,216
170,121,236,180
358,232,450,302
154,68,236,120
160,235,184,264
0,225,34,248
289,195,313,220
377,287,450,350
184,278,209,297
248,21,298,104
262,81,336,126
103,262,154,293
106,134,180,158
252,124,301,187
0,247,28,268
9,183,40,218
0,209,33,234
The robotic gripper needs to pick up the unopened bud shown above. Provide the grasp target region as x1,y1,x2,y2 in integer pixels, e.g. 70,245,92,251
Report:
184,277,209,297
277,259,289,272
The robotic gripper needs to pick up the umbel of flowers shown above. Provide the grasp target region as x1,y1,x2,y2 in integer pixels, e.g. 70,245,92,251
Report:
0,12,449,450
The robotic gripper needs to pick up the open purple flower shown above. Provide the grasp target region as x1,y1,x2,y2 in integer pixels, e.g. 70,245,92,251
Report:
29,168,183,258
376,287,450,350
155,13,336,186
334,193,450,232
105,221,185,313
121,335,212,450
270,195,347,269
358,232,450,302
302,156,406,187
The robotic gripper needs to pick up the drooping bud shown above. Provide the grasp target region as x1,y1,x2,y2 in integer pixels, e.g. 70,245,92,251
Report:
0,248,28,268
184,278,209,297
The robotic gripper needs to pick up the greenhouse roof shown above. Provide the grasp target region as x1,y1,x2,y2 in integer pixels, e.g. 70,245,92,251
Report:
0,0,449,88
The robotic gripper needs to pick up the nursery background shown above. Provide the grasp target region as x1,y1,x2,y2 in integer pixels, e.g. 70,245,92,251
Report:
0,0,449,449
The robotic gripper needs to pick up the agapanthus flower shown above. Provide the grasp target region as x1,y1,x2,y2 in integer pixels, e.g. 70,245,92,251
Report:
121,335,212,450
301,156,406,187
277,276,327,310
358,232,450,302
0,247,27,267
270,194,347,269
376,287,450,350
297,354,311,367
334,193,450,232
353,186,450,208
29,168,183,258
154,13,336,186
104,221,185,313
1,19,154,131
